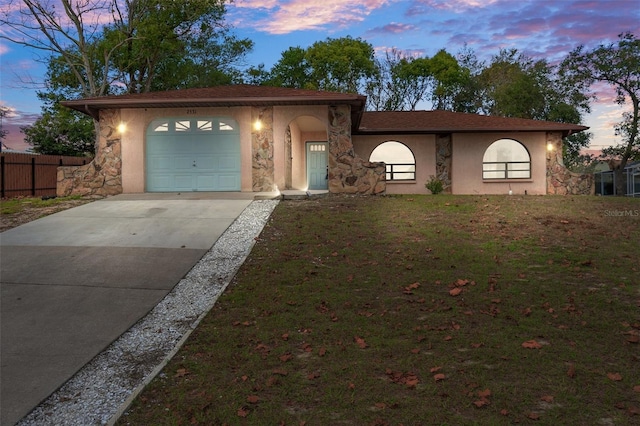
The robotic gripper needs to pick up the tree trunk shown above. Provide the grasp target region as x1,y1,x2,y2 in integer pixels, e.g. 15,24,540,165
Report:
613,166,626,196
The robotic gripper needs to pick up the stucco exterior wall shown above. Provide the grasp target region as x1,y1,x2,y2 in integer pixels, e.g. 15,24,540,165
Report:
352,134,436,194
451,132,547,195
273,106,329,191
118,105,332,193
120,106,253,193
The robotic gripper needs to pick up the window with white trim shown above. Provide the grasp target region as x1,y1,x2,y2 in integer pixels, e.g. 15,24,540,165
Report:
482,139,531,179
369,141,416,181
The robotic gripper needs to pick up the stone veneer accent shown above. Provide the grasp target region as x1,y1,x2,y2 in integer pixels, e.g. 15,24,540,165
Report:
435,134,453,194
57,109,122,197
546,131,594,195
252,106,275,191
328,105,386,194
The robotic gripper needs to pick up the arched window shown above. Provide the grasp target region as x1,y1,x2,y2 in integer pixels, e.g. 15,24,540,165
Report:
483,139,531,179
370,141,416,181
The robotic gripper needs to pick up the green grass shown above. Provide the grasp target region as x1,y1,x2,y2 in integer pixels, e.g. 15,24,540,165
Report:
0,195,84,215
118,195,640,425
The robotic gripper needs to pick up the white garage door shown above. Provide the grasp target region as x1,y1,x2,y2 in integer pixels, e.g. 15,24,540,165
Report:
146,118,241,192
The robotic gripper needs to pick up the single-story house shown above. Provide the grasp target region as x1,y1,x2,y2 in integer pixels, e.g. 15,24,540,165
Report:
59,84,593,197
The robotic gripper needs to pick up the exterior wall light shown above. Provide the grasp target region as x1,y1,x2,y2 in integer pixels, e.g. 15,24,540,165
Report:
118,123,127,134
547,143,554,152
253,120,262,131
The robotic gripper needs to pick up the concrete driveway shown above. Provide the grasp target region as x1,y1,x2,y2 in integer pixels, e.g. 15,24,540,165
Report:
0,193,259,426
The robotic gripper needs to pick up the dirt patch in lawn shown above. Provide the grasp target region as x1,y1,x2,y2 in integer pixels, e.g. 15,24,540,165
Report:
0,196,93,232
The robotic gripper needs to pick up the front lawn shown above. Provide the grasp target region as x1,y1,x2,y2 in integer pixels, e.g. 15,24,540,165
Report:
119,194,640,425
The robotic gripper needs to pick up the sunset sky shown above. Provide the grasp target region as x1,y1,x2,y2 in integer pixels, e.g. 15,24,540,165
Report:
1,0,638,151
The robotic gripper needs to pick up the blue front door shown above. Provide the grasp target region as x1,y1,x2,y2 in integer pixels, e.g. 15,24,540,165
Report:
306,142,328,190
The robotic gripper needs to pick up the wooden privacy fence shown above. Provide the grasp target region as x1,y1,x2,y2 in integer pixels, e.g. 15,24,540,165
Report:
0,152,91,198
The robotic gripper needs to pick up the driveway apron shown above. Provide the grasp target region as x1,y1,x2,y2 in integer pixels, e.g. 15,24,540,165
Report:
0,194,254,426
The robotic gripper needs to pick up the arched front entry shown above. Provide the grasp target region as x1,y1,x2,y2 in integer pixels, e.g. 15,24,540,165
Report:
285,115,328,190
146,117,241,192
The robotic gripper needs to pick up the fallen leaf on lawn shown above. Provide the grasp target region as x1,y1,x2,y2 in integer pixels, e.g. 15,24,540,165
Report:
405,377,419,388
318,347,327,356
633,385,640,393
430,366,442,373
405,282,420,291
273,369,288,376
567,363,576,378
540,395,554,403
477,389,491,398
348,382,355,389
449,287,463,296
247,395,259,404
279,353,292,362
307,372,320,380
444,335,453,341
237,407,249,417
471,343,484,348
522,340,542,349
241,375,248,382
434,373,446,382
266,376,278,387
174,368,189,378
354,336,368,349
607,372,623,381
473,399,490,408
281,333,289,341
500,409,509,416
410,348,420,354
527,412,540,420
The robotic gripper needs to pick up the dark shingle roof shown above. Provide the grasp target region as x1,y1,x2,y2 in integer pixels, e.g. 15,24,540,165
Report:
358,110,588,136
61,85,366,119
62,85,588,136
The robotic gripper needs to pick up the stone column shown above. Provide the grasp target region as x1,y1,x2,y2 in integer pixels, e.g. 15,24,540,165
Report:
327,105,385,194
435,133,452,193
57,109,122,198
251,106,275,191
546,131,594,195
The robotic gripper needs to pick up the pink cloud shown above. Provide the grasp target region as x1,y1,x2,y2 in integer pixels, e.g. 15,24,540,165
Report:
231,0,395,34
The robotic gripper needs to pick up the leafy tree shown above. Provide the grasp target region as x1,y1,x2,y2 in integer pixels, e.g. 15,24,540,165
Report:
268,47,313,88
0,106,9,146
103,0,251,93
22,92,95,156
305,36,377,93
21,56,96,156
561,32,640,195
452,45,485,113
2,0,250,154
365,49,428,111
429,49,465,110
